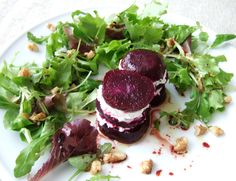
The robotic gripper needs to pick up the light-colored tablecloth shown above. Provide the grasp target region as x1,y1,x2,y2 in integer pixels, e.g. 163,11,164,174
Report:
0,0,235,55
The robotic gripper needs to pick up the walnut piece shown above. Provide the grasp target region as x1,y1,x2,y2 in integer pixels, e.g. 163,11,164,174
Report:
194,124,208,136
173,137,188,154
209,126,224,136
141,159,153,174
103,151,127,163
84,50,95,59
224,96,232,104
47,23,56,32
30,112,46,122
27,42,39,52
166,38,175,48
50,86,60,95
90,160,102,175
18,67,31,77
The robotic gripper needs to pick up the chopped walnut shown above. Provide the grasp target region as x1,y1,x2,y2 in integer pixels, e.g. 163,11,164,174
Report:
21,113,30,120
103,151,127,163
224,96,232,104
209,126,224,136
30,112,46,122
67,50,74,57
84,50,95,59
90,160,102,175
27,42,39,52
194,124,208,136
166,38,175,48
141,159,153,174
173,137,188,154
18,67,31,77
47,23,56,32
50,86,60,95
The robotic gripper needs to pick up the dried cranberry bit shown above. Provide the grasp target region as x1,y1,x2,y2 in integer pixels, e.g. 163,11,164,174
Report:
156,169,162,176
202,142,210,148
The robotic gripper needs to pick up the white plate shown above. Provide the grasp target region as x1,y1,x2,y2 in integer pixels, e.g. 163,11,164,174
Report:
1,6,236,181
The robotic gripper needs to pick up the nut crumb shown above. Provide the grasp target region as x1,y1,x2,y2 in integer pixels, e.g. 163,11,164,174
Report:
173,137,188,154
30,112,46,122
166,38,175,48
209,126,224,136
51,87,60,95
90,160,102,175
47,23,56,32
18,67,31,77
103,151,127,163
224,96,232,104
141,159,153,174
194,124,208,136
84,50,95,59
27,42,39,52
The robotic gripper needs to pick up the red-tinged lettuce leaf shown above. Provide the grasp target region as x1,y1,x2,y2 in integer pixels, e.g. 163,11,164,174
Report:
29,119,98,181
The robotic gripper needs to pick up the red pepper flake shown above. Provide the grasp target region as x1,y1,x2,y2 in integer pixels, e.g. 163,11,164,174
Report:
161,143,165,147
158,147,162,155
152,150,157,154
202,142,210,148
156,169,162,176
169,172,174,176
127,165,132,169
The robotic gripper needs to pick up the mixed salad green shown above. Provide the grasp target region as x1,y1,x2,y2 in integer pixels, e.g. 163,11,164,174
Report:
0,0,235,180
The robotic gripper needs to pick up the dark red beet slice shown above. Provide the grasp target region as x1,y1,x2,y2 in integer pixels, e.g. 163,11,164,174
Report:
150,87,167,107
102,70,154,112
97,110,150,143
106,22,125,40
120,49,166,82
96,100,149,128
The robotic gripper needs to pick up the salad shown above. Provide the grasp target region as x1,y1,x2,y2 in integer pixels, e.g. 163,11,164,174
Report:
0,0,235,180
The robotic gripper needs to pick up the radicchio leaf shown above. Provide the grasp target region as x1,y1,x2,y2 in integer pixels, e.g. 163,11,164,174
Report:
181,35,192,55
29,119,98,181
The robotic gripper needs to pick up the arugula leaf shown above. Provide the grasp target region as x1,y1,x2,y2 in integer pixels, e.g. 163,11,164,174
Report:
0,95,19,109
14,134,51,177
199,32,209,42
27,32,48,44
99,143,112,155
3,108,19,128
95,39,131,68
0,73,19,95
87,174,120,181
211,34,236,48
46,22,68,59
71,10,107,44
67,88,97,114
69,154,96,169
165,25,196,44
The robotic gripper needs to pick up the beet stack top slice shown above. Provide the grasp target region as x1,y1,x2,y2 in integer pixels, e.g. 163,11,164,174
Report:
102,70,154,112
120,49,166,82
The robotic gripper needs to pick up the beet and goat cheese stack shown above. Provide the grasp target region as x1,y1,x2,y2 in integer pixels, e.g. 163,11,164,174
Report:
96,70,155,143
119,49,168,106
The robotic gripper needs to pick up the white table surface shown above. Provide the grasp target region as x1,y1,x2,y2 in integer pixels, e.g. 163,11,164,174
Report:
0,0,236,180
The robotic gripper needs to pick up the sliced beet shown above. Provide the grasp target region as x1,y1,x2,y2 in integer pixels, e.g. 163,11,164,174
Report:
120,49,167,82
97,110,150,144
102,70,154,112
150,87,167,107
96,100,149,128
